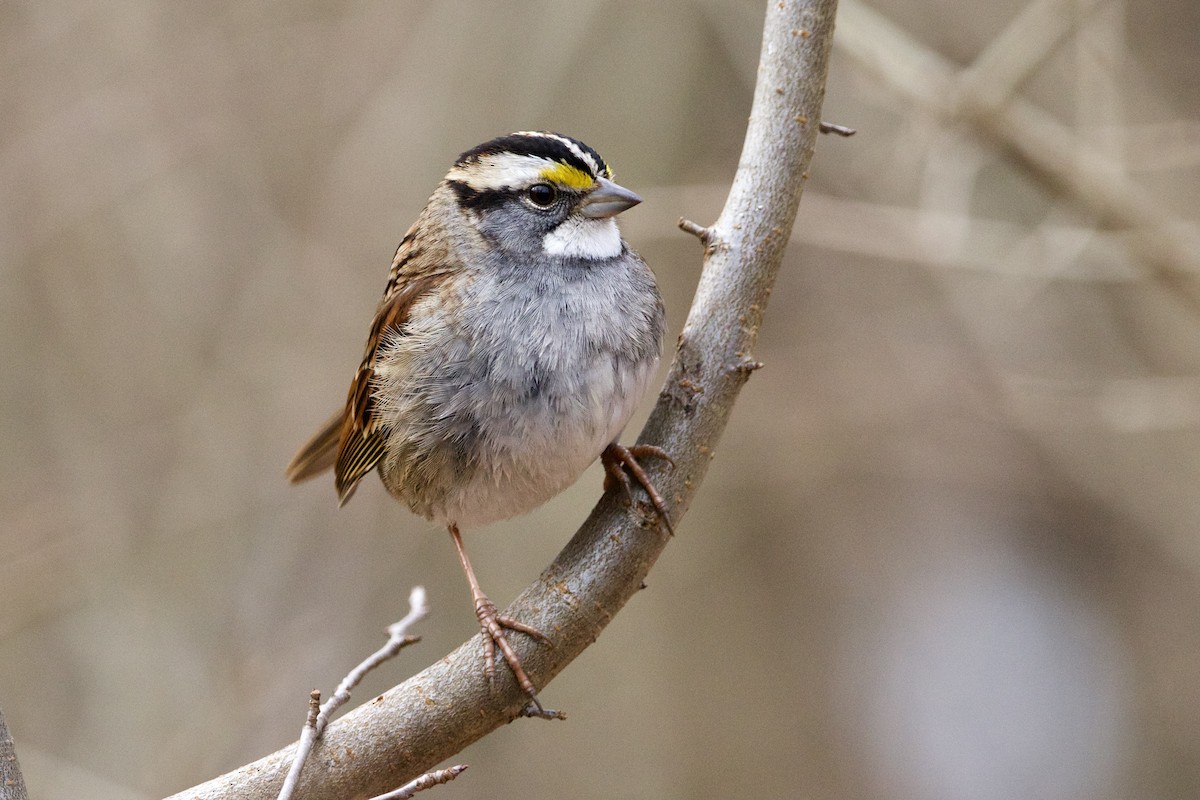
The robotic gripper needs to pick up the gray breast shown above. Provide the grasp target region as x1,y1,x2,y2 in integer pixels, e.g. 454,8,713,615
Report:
377,252,664,527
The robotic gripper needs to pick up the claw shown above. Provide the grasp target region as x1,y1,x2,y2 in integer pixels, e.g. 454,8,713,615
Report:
474,596,549,699
600,442,675,534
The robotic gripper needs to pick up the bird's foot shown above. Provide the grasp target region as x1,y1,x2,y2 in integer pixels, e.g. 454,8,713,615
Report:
601,442,675,534
474,595,550,705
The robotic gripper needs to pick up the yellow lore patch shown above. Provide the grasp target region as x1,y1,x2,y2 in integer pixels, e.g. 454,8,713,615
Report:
538,162,597,190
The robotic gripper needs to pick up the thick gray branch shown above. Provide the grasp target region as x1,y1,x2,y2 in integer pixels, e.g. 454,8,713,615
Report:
166,1,837,797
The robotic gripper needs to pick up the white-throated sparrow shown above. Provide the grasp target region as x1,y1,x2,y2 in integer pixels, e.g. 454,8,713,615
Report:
287,132,672,704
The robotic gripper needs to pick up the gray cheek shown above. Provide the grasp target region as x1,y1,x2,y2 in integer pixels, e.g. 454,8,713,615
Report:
477,205,555,255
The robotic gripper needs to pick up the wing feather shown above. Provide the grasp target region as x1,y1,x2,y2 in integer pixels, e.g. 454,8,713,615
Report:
285,411,342,483
286,210,452,505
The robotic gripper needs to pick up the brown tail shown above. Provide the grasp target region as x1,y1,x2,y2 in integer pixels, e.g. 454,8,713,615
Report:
286,411,343,483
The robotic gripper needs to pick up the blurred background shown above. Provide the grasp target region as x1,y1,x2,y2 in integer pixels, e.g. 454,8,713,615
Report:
2,1,1199,798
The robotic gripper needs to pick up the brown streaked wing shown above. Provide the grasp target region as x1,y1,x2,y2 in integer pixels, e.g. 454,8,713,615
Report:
332,228,451,505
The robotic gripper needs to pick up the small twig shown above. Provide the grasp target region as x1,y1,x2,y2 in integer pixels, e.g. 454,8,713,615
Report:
315,587,429,734
305,690,321,729
367,765,468,800
277,587,430,800
276,690,323,800
818,121,856,136
519,702,567,721
678,218,712,244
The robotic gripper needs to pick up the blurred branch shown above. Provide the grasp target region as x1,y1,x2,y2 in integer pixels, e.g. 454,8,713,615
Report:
0,708,30,800
836,0,1200,307
957,0,1106,110
164,0,838,796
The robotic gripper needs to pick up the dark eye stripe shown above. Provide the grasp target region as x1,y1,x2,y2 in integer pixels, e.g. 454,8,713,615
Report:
446,179,508,212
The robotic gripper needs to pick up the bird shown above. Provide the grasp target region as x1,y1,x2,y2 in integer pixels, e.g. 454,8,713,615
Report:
286,131,672,705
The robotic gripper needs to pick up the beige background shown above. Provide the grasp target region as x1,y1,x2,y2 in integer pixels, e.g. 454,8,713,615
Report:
3,1,1200,798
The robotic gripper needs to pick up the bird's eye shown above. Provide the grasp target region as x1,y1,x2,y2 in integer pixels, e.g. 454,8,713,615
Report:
527,183,557,207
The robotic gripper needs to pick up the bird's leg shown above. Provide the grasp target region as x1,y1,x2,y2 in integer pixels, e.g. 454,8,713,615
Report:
448,524,549,706
601,442,675,534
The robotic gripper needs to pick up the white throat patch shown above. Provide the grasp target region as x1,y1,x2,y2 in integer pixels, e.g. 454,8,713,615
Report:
542,217,622,259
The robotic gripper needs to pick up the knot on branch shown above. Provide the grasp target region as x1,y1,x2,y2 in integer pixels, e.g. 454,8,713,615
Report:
732,356,765,376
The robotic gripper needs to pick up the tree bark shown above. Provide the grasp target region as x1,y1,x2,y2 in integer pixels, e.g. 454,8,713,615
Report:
167,1,838,797
0,709,30,800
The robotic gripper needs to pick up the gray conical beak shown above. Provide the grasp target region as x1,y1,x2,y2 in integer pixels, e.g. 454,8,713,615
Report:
579,177,642,218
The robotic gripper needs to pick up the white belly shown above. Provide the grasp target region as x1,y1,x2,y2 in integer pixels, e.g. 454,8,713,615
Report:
429,352,658,527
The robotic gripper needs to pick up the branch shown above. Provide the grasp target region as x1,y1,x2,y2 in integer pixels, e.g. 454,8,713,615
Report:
165,1,838,797
367,765,467,800
277,588,429,800
0,708,30,800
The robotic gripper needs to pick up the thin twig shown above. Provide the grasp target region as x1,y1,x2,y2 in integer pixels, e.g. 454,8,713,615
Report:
818,121,856,136
306,691,321,728
276,691,323,800
276,587,429,800
519,703,567,721
677,218,712,244
367,765,468,800
315,586,429,735
165,0,838,794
